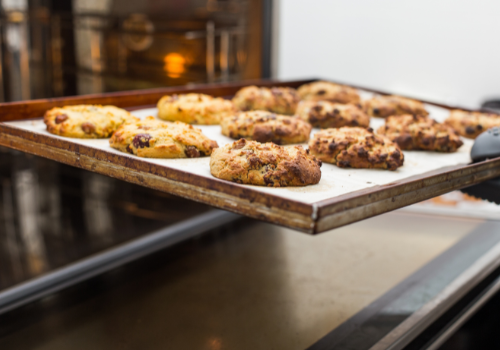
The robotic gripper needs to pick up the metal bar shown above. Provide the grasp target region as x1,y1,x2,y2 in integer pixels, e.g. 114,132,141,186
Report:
307,221,500,350
19,20,30,100
369,223,500,350
206,21,215,83
220,30,230,82
425,275,500,350
89,26,103,93
0,209,240,315
0,22,4,102
185,28,243,39
50,14,64,97
261,0,273,79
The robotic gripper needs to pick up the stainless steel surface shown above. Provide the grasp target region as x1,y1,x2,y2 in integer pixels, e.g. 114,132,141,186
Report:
0,209,240,315
369,221,500,350
0,211,481,349
426,275,500,350
0,148,212,290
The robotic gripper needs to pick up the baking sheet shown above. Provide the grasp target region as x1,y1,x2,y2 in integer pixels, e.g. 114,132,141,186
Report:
4,95,473,205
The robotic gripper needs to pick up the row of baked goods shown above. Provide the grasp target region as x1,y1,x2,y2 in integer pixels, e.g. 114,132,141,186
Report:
44,81,500,140
155,83,427,125
42,81,500,188
156,82,500,142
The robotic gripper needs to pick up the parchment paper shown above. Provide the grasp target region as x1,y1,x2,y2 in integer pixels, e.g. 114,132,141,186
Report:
5,95,472,204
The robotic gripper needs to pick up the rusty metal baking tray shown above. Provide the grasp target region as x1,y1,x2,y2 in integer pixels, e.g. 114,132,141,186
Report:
1,79,499,234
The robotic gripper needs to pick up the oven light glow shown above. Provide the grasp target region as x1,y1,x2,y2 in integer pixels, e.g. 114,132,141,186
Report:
163,53,186,78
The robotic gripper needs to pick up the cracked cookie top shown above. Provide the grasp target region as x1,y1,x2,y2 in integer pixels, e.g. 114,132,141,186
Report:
296,100,370,129
309,127,404,170
44,105,138,138
157,93,236,125
378,114,463,152
109,116,218,158
363,95,429,118
297,81,361,105
220,110,311,145
445,109,500,139
232,86,300,115
210,139,321,187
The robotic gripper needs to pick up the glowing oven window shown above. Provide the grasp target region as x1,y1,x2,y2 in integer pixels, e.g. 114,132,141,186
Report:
163,53,186,79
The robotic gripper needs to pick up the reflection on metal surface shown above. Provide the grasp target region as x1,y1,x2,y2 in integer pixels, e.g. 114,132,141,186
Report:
206,21,215,83
220,30,230,81
0,147,211,290
0,1,260,101
426,275,500,350
14,169,48,275
0,209,483,350
1,179,22,280
401,190,500,221
122,13,154,52
0,209,239,315
2,1,30,101
369,224,500,350
83,173,113,244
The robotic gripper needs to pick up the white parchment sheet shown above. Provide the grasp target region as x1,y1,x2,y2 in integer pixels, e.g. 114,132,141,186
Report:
5,93,472,204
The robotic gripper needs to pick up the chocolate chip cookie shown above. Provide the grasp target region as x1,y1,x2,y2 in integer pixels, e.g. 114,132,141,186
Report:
232,86,300,115
297,81,361,105
296,100,370,128
109,117,218,158
363,95,428,118
210,139,322,187
44,105,138,138
445,109,500,139
157,93,236,125
220,111,311,145
309,127,404,170
378,114,463,152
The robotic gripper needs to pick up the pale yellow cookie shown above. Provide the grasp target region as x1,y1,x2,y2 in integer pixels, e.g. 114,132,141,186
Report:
157,93,236,125
44,105,138,138
232,86,300,115
109,116,218,158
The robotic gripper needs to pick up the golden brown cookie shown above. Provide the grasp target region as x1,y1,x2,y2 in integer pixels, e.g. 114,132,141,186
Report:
363,95,428,118
445,110,500,139
377,114,463,152
296,100,370,128
297,81,361,104
157,93,235,125
44,105,138,138
308,127,404,170
109,117,218,158
220,111,311,145
232,86,300,115
210,139,322,187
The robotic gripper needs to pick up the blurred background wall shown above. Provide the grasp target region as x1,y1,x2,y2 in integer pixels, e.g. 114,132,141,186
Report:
276,0,500,109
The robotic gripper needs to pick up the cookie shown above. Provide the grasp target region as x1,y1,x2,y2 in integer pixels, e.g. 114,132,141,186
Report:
309,127,404,170
44,105,138,138
363,95,428,118
232,86,300,115
220,111,311,145
297,81,361,104
445,110,500,139
296,100,370,128
157,93,235,125
109,116,218,158
377,114,463,152
210,139,321,187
